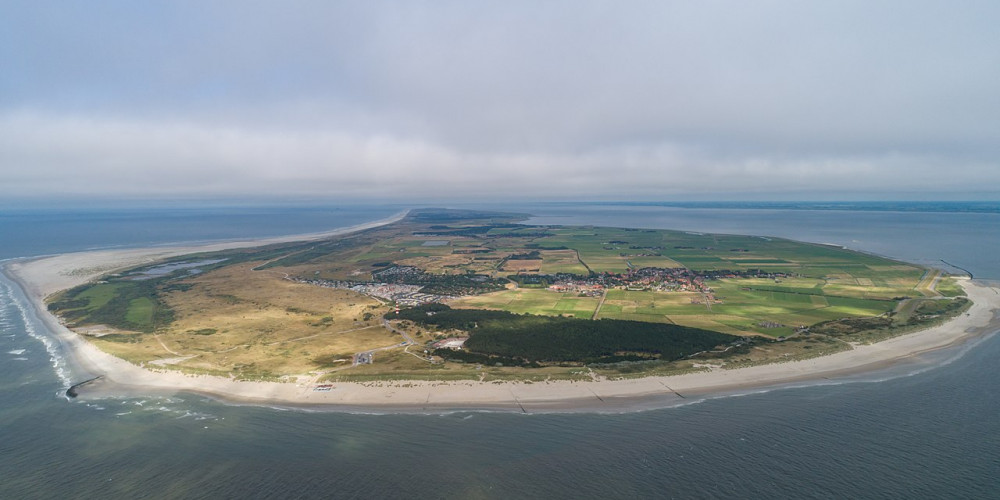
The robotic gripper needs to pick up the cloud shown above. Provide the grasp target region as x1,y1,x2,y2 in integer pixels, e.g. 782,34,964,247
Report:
2,111,994,199
1,1,998,200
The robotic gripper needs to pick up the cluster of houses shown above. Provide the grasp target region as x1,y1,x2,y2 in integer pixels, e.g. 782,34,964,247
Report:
542,267,712,295
619,267,710,292
371,265,423,280
292,265,793,309
289,277,455,306
547,282,605,296
689,294,723,305
543,267,792,297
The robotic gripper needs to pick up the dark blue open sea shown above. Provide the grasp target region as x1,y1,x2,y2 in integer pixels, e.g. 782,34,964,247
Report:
2,202,998,499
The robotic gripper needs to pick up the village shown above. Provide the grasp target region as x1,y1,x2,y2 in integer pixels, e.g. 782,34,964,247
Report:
289,277,457,306
291,265,792,310
531,266,791,296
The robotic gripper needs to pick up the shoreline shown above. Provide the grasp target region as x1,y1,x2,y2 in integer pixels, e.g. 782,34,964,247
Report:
3,216,999,413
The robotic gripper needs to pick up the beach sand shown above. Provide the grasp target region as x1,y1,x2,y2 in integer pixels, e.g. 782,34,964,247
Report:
4,216,999,413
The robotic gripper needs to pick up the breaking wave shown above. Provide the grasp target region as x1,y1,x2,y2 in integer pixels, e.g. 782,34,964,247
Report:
0,270,73,391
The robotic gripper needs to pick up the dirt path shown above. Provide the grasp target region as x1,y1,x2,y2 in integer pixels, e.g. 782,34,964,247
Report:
592,289,608,320
153,333,183,356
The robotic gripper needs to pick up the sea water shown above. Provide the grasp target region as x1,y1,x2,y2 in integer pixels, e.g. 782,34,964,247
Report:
1,203,998,498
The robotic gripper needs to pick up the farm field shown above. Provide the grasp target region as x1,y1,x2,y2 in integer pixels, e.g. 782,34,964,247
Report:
460,279,900,338
450,288,601,318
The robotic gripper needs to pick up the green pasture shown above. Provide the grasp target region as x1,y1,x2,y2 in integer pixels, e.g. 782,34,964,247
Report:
73,282,125,310
124,297,155,326
536,250,589,274
474,280,901,337
520,226,923,280
935,277,966,297
451,289,600,318
47,280,166,332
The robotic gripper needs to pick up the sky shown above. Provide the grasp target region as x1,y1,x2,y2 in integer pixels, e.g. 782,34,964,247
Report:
1,1,998,202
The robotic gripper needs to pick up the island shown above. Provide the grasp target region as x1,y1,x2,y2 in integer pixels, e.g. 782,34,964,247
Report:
5,209,998,412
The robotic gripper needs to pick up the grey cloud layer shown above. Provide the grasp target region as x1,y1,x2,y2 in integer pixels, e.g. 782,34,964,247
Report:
2,1,998,199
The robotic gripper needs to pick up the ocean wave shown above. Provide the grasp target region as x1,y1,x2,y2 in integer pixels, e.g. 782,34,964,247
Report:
0,277,73,390
82,395,221,422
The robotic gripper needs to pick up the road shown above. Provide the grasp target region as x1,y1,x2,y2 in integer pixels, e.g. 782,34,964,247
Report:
382,317,416,345
352,342,408,366
592,289,608,320
351,318,417,366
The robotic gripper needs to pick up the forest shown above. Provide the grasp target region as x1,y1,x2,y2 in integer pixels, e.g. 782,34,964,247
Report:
394,304,740,363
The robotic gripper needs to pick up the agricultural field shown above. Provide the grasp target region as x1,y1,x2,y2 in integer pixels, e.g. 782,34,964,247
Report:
605,281,897,337
451,288,601,318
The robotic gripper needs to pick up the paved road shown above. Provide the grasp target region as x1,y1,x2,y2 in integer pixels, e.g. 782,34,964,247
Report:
351,318,417,366
352,342,407,366
383,318,416,345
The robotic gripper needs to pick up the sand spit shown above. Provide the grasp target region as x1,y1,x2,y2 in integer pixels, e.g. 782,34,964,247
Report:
4,217,999,412
5,210,408,300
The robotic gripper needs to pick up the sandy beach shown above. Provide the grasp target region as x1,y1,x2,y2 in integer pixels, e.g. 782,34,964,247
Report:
4,217,999,412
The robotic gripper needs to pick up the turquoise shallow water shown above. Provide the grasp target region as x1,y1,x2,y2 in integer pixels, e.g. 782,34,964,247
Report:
2,203,998,499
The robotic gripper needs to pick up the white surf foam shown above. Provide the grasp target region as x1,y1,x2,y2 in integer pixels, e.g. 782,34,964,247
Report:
0,277,73,389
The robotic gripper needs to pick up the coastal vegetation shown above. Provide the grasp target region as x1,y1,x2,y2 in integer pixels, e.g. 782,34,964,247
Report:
48,280,173,333
45,208,970,381
396,304,738,364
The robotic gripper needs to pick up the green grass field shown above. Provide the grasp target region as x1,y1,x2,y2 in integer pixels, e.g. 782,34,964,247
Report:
527,227,923,281
935,277,966,297
455,278,901,338
451,289,600,318
47,281,166,332
125,297,155,326
73,282,124,309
